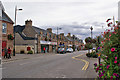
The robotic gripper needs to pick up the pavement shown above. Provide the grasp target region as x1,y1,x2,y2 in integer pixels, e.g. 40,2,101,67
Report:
2,53,55,63
2,50,98,78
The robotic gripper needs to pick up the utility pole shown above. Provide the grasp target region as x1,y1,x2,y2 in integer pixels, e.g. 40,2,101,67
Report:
57,27,62,50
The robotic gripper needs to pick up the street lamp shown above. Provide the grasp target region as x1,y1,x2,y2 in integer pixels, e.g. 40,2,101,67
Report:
13,6,22,56
72,35,75,51
90,26,93,39
57,27,62,50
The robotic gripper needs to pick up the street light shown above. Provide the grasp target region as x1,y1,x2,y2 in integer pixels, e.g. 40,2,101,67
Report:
57,27,62,50
90,26,93,39
13,6,22,56
72,35,75,51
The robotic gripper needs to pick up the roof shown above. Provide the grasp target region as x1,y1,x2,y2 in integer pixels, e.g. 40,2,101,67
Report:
0,1,5,11
2,10,14,24
64,36,73,42
32,26,52,37
14,25,36,40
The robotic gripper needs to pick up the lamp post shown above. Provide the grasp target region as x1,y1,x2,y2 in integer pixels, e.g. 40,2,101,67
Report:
72,35,75,51
13,6,22,56
90,26,93,39
57,27,62,50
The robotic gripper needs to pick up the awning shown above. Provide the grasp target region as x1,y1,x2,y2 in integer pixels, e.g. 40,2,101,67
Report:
40,40,57,45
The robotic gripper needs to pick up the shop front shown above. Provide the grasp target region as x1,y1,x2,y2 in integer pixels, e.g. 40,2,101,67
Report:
40,40,57,53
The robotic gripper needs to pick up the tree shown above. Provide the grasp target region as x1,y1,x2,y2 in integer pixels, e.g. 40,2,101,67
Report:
85,37,92,43
85,43,93,53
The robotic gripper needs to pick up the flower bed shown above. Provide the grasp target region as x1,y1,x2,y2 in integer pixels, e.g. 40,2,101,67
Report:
94,21,120,79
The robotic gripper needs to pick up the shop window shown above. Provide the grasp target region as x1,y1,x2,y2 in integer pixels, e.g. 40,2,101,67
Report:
2,23,7,34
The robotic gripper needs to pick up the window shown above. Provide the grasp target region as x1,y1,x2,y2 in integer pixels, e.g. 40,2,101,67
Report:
2,23,7,34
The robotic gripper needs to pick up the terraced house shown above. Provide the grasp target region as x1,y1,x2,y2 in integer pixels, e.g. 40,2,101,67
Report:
14,20,83,54
1,2,14,56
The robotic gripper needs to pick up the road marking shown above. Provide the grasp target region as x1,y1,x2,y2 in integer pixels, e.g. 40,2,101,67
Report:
72,54,89,70
19,62,31,65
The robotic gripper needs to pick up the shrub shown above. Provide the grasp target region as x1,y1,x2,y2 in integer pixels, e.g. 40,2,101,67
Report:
86,51,98,58
27,50,33,54
94,20,120,79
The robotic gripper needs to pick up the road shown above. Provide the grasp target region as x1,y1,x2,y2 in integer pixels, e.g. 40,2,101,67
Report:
2,50,97,78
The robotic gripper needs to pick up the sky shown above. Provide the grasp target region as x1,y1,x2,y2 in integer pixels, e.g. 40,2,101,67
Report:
1,0,119,41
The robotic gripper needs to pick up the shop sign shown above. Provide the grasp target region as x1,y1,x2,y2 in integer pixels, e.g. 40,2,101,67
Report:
40,40,57,45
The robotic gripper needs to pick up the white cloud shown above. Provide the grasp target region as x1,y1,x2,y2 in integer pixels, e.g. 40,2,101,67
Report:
1,0,119,40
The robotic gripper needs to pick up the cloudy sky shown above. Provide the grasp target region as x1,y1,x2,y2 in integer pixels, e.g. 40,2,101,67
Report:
1,0,119,41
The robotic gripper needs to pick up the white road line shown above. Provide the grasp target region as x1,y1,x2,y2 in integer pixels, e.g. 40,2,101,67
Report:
19,62,31,65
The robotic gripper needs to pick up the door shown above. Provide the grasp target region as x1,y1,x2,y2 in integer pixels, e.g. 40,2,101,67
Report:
2,41,7,56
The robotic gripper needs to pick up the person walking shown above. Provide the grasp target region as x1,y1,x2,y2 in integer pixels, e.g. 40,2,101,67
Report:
8,47,11,59
4,47,8,58
43,47,46,53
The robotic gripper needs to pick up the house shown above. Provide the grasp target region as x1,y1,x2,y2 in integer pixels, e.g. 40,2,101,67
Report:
14,20,57,54
1,1,14,56
14,20,84,54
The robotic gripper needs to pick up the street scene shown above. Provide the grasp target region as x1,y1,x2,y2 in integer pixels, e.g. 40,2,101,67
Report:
0,0,120,79
2,51,97,78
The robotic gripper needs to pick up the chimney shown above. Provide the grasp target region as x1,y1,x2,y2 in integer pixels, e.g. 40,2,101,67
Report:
47,28,52,33
67,33,71,37
25,19,32,27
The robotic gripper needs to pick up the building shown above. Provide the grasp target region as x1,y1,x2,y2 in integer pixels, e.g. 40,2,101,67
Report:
1,2,14,56
14,20,83,54
14,20,57,54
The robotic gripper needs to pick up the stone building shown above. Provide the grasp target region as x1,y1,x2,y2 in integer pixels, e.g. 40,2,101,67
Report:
14,20,84,54
14,20,57,54
1,3,14,56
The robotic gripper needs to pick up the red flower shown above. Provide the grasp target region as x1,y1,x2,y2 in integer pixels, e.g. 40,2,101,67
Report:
114,61,117,64
115,57,117,60
110,76,113,79
107,65,110,69
111,48,115,52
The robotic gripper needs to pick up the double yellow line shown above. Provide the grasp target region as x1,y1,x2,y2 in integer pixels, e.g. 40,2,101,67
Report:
72,54,89,70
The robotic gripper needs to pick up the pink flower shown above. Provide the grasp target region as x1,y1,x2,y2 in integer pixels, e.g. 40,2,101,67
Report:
109,34,111,37
111,48,115,52
115,57,117,60
108,29,110,32
100,64,102,66
118,63,120,66
110,76,113,79
107,65,110,69
114,61,117,64
112,32,115,34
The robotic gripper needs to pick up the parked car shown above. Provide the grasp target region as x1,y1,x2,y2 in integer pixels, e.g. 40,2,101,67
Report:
57,48,66,54
66,48,73,53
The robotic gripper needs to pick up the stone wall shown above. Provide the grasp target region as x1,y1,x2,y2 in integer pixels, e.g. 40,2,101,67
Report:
15,45,34,54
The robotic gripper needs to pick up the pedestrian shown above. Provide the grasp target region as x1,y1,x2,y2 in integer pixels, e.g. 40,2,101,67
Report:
43,47,45,53
4,47,8,58
8,47,11,59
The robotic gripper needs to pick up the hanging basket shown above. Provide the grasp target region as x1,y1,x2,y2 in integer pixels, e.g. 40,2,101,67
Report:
8,34,14,40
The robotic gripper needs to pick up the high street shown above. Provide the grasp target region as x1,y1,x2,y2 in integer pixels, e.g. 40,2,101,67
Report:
2,51,97,78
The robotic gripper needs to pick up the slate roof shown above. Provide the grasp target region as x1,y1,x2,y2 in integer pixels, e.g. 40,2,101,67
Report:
14,25,83,43
2,10,14,24
14,25,36,40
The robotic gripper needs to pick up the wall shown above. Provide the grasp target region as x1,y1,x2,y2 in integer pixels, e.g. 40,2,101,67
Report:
0,4,2,58
15,45,34,54
2,21,13,53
